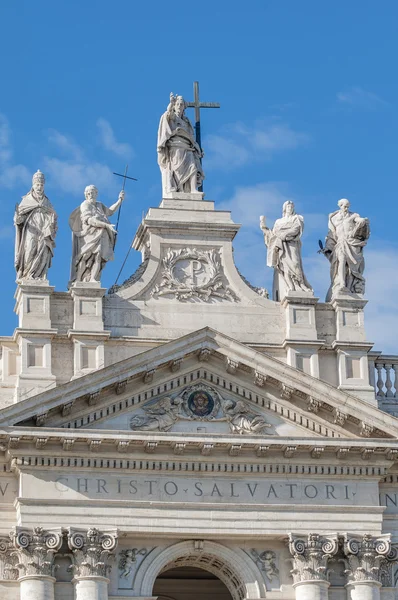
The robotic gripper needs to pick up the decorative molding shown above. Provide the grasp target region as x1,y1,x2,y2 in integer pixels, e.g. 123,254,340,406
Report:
63,439,75,451
333,409,347,426
254,371,266,387
280,384,294,401
11,527,63,577
336,448,350,460
361,448,374,460
144,441,158,453
0,536,18,580
343,534,398,583
89,440,101,452
118,548,147,582
35,437,48,450
117,441,130,453
288,533,338,583
143,369,156,384
170,359,182,373
87,391,100,407
62,401,75,417
198,348,211,362
311,446,325,459
256,445,269,457
284,446,297,458
68,528,118,579
226,358,239,374
173,442,186,455
360,422,374,438
8,437,20,449
150,248,238,302
200,443,213,456
115,381,128,396
307,397,322,414
36,412,49,427
229,444,242,457
386,449,398,461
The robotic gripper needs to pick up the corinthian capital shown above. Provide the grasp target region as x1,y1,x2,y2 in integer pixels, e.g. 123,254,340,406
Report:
68,528,118,579
344,534,398,583
11,527,62,578
288,533,338,584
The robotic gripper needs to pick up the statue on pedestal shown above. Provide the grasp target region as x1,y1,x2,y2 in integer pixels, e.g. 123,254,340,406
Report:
157,93,204,195
69,185,124,284
260,201,312,301
14,170,57,282
320,199,370,300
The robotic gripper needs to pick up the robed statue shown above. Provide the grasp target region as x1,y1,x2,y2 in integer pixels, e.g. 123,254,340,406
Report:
14,170,57,282
157,93,204,196
320,198,370,300
69,185,124,284
260,201,312,301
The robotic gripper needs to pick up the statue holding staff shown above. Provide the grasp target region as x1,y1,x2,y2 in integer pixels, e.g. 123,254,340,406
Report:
260,201,312,301
69,185,125,284
157,93,204,195
14,170,57,282
319,198,370,300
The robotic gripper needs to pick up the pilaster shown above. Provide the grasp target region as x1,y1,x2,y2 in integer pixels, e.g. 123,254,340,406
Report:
68,528,118,600
13,280,57,400
343,534,398,600
11,527,63,600
288,533,338,600
281,292,323,378
331,294,375,404
68,282,110,379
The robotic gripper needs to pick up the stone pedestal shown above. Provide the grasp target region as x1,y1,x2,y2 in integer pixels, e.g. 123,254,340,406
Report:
346,580,381,600
293,580,330,600
68,282,110,379
282,292,323,378
331,294,375,404
19,574,56,600
73,576,109,600
14,280,57,400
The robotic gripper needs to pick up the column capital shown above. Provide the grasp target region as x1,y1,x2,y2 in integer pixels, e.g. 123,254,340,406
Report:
343,534,398,584
288,533,338,584
68,527,118,579
11,527,62,578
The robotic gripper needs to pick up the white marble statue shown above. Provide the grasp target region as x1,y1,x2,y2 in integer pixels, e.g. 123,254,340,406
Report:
320,198,370,300
157,93,204,195
14,170,57,282
69,185,125,284
260,201,312,301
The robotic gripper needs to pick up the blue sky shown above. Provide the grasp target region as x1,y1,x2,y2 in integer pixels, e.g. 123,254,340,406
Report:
0,1,397,351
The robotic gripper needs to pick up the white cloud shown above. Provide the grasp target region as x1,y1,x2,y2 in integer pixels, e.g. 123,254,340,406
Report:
44,157,115,196
0,114,30,189
47,129,84,161
205,120,309,170
96,118,134,159
337,87,388,110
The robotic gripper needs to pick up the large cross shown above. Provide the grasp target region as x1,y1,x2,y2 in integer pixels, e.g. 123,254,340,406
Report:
186,81,220,192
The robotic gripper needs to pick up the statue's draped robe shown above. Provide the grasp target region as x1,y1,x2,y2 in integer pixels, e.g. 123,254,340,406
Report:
324,210,370,300
263,214,312,293
14,191,57,281
69,200,116,283
157,111,204,193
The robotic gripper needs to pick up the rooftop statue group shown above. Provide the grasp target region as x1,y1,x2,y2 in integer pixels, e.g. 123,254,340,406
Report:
13,93,370,301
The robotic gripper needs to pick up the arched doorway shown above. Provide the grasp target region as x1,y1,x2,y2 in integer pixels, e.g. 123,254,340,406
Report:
153,565,232,600
137,540,266,600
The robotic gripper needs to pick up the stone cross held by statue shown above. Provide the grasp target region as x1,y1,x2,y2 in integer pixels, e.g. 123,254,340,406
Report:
186,81,220,192
113,164,138,233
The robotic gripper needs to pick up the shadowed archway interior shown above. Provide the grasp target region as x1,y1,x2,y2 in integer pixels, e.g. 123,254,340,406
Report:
153,566,233,600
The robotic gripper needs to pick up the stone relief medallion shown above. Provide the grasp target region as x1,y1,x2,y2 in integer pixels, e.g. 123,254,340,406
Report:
183,385,221,419
151,247,238,302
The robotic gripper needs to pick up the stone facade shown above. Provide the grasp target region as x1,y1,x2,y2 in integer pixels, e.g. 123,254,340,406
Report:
0,188,398,600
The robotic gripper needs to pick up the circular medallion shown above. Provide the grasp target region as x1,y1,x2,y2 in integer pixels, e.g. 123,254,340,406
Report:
187,390,214,417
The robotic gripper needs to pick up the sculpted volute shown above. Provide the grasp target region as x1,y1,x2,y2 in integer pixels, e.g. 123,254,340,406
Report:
157,93,204,196
320,198,370,300
69,185,124,284
14,170,57,282
260,201,312,301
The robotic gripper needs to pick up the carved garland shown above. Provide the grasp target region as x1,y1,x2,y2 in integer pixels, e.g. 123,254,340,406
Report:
151,248,238,302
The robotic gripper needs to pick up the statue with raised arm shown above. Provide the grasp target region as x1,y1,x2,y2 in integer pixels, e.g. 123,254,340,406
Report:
157,93,204,196
260,201,312,301
320,198,370,301
14,170,57,283
69,185,125,284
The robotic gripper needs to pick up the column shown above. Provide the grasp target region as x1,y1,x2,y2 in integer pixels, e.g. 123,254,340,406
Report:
288,533,338,600
344,534,398,600
68,528,118,600
11,527,62,600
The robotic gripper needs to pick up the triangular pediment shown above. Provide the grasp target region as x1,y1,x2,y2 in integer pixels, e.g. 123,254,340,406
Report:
0,328,397,444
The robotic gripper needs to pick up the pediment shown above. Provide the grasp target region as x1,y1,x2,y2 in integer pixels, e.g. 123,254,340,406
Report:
0,328,397,443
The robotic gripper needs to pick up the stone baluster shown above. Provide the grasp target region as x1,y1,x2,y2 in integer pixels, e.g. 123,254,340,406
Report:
393,364,397,398
68,528,118,600
288,533,338,600
343,534,398,600
375,363,385,397
384,364,394,398
11,527,62,600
